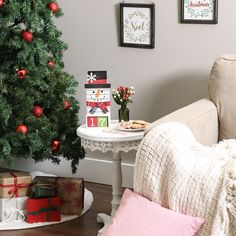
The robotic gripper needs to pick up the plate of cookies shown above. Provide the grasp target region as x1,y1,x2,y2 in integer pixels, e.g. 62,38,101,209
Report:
116,120,150,132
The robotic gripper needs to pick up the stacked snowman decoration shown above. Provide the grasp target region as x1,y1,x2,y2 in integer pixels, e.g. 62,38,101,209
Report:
85,71,111,127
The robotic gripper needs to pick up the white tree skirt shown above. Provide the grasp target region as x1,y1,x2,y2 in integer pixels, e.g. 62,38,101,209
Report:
0,171,93,230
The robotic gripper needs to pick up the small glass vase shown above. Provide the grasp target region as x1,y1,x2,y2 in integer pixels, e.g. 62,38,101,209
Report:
118,105,129,122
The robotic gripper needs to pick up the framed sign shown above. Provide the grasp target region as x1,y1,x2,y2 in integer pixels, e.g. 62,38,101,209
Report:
181,0,218,24
120,3,155,49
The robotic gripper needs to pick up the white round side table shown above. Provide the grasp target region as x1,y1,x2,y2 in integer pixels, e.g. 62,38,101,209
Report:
77,120,144,235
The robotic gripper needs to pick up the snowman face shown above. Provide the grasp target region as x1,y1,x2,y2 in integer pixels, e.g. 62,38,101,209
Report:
86,88,110,102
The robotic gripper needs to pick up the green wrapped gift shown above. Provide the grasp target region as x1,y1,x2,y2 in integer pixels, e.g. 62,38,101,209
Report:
29,183,57,199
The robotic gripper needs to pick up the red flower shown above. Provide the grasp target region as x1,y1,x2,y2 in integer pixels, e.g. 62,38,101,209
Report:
112,85,135,106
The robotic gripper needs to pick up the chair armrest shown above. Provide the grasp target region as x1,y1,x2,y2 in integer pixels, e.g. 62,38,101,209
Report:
145,98,218,145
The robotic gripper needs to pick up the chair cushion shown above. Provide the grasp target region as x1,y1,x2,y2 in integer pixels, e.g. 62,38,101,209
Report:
209,54,236,140
101,189,204,236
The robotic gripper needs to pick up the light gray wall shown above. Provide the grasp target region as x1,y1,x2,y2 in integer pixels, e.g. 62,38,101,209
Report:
57,0,236,122
15,0,236,187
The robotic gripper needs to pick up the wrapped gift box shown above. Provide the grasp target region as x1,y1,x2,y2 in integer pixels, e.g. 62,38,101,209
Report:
32,176,84,215
0,196,28,222
0,172,32,198
28,183,57,199
26,197,61,223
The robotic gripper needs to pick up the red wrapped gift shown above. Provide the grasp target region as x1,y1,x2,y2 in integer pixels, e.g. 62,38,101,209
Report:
26,197,61,223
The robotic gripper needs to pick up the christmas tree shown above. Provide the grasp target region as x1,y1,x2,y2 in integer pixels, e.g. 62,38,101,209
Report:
0,0,85,173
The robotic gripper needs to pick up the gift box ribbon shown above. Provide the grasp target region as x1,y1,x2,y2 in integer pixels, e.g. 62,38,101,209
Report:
4,208,25,223
27,198,59,221
0,172,30,198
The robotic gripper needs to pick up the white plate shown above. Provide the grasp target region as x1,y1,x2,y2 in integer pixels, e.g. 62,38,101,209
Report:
115,123,145,132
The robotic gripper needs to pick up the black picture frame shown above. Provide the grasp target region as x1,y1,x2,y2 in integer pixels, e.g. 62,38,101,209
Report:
181,0,218,24
120,3,155,49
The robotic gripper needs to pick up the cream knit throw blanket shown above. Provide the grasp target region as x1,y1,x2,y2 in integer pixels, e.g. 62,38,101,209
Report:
134,122,236,236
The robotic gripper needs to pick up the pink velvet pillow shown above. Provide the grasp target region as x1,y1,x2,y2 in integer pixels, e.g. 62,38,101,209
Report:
101,189,204,236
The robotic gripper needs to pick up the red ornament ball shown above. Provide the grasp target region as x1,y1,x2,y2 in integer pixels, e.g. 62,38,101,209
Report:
16,124,28,135
21,31,33,42
0,0,5,8
47,61,55,68
51,139,61,152
17,69,27,79
64,100,70,110
47,2,58,14
32,105,43,118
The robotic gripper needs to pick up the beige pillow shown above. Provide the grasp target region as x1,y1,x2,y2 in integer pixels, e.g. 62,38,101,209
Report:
209,54,236,140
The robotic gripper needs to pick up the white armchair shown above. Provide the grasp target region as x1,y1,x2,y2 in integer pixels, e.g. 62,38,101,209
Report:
134,54,236,236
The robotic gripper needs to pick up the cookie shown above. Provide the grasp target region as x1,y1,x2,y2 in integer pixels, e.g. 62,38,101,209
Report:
120,120,149,129
131,123,143,129
133,120,148,125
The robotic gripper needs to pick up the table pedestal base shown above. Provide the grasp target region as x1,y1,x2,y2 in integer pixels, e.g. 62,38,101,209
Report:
97,213,112,236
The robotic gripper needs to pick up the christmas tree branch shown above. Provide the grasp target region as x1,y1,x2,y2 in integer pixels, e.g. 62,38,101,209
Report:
8,19,24,28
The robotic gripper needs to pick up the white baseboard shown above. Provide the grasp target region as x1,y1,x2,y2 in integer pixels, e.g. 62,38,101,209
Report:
77,158,134,188
13,157,134,188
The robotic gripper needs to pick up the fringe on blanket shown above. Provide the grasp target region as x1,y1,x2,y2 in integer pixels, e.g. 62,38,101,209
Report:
221,158,236,236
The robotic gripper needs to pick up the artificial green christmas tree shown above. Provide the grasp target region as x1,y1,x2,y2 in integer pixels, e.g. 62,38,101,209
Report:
0,0,85,173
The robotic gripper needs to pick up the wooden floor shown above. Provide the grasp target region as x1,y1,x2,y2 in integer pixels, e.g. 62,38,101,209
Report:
0,182,116,236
